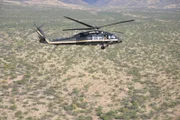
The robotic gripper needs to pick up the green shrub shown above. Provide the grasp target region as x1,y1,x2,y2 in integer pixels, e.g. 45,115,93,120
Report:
9,104,17,110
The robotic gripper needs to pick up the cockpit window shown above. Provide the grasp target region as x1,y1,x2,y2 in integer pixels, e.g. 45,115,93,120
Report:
110,35,116,39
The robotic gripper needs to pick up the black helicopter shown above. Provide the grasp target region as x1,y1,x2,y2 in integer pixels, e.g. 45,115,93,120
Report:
35,16,134,49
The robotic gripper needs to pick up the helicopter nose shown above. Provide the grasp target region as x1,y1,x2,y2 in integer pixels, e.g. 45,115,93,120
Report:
118,38,122,43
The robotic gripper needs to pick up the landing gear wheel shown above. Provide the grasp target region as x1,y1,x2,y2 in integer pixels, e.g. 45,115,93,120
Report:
101,45,105,50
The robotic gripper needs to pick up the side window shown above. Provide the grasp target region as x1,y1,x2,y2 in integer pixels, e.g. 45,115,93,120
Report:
111,35,115,39
92,35,98,40
108,35,115,39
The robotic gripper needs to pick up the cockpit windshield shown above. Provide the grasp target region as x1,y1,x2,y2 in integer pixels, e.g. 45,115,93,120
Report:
109,35,116,39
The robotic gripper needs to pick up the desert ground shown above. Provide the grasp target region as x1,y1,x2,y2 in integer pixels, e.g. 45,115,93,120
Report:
0,4,180,120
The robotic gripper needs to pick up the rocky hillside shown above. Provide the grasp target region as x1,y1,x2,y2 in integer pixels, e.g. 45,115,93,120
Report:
84,0,180,8
3,0,180,8
3,0,84,9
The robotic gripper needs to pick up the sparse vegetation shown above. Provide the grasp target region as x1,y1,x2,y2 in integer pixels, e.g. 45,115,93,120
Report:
0,3,179,120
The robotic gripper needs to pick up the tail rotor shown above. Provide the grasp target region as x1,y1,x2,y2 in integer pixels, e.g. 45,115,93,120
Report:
32,23,47,43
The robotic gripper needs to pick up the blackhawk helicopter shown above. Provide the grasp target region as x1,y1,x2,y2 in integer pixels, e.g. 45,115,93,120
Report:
35,16,134,49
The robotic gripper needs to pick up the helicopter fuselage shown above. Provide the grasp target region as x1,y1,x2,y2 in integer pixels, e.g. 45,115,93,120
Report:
42,31,122,47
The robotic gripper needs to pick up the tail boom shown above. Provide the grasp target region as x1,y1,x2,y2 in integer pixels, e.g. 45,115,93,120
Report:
35,27,50,44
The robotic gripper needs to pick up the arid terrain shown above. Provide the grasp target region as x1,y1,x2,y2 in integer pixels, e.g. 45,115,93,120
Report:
0,3,180,120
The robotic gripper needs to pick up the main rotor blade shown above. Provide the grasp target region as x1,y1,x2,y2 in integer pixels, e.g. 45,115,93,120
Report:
33,23,44,29
63,27,94,31
64,16,94,28
33,23,38,28
98,20,135,29
112,31,124,34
